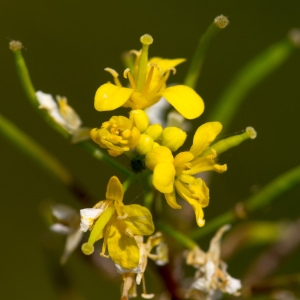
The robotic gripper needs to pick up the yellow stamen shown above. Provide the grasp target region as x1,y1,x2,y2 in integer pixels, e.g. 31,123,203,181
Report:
105,67,122,87
124,68,137,89
151,68,175,94
142,64,160,95
117,213,128,220
125,228,134,237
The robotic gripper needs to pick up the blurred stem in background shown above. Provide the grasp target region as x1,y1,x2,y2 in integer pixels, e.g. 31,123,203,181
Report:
184,15,229,89
0,112,94,204
190,164,300,241
207,33,300,130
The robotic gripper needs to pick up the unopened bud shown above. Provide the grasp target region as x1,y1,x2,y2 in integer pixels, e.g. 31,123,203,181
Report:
145,124,163,140
129,109,149,132
161,127,187,151
136,134,154,155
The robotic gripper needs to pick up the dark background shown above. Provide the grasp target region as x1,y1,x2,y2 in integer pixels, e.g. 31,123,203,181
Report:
1,1,300,299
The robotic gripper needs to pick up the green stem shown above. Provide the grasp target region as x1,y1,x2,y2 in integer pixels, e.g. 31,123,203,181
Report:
0,113,71,184
10,41,134,177
10,41,69,138
183,20,224,88
156,220,197,250
190,164,300,240
207,38,296,130
78,141,133,177
0,113,93,203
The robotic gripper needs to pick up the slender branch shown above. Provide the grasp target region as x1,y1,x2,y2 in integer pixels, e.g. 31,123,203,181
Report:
0,113,93,204
9,40,134,178
184,15,229,89
156,220,197,250
207,38,297,130
190,164,300,240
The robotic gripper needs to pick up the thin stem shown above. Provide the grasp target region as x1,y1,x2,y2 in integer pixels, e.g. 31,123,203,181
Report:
78,141,133,177
10,41,134,177
0,113,93,203
183,19,224,88
10,41,69,138
190,164,300,240
207,38,296,130
156,220,197,250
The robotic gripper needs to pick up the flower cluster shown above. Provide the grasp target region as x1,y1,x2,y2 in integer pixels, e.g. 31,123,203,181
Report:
89,34,255,228
40,32,255,299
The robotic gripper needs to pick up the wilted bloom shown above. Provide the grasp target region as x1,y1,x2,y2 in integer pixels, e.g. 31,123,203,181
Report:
80,176,154,269
117,232,169,300
94,34,204,120
145,122,227,227
90,115,141,156
186,225,241,300
36,91,90,142
50,204,83,264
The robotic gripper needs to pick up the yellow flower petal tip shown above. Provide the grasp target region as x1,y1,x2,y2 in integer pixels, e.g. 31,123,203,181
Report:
94,83,133,111
81,243,94,255
161,85,204,119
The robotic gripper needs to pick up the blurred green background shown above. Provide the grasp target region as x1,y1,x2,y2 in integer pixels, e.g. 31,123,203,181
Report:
1,0,300,299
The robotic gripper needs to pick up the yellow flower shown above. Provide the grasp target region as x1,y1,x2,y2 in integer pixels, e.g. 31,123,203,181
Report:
90,115,141,156
145,122,227,227
118,232,169,300
94,34,204,120
80,176,154,269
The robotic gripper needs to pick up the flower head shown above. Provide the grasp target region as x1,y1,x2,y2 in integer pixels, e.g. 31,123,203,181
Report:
94,34,204,120
80,176,154,269
145,122,226,226
90,115,141,156
186,225,241,299
117,232,168,300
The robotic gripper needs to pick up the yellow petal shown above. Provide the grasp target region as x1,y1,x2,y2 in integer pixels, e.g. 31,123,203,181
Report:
122,204,155,235
190,122,222,157
149,57,186,73
107,222,140,269
145,146,173,170
164,190,182,209
174,151,194,168
94,83,134,111
153,162,175,193
106,176,124,202
161,85,204,120
175,180,208,227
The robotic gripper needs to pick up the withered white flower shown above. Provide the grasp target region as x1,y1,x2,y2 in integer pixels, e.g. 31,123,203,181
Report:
186,225,241,300
50,204,83,264
79,207,104,232
36,91,90,142
117,232,169,300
